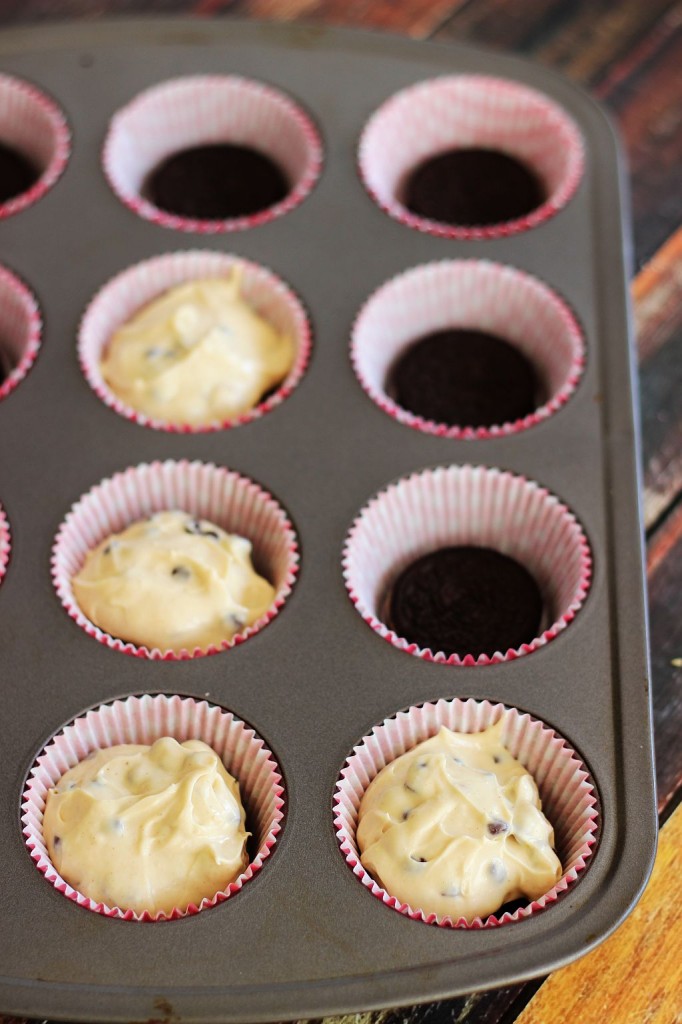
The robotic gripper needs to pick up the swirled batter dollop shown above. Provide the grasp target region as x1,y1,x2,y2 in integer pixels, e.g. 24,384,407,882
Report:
100,271,294,426
72,510,275,653
357,722,562,920
43,737,249,915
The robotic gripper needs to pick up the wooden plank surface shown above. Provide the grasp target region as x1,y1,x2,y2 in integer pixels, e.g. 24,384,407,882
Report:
0,3,680,1024
516,801,682,1024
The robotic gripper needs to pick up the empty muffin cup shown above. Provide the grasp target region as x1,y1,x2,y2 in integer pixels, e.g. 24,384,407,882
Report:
22,692,285,921
334,696,599,928
359,75,584,239
104,74,323,233
0,501,10,587
0,73,70,218
351,260,585,439
342,464,592,665
0,264,42,403
78,250,312,432
51,459,299,659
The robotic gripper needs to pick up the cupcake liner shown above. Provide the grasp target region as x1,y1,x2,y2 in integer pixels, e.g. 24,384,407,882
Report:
78,250,312,433
22,693,285,922
0,73,70,219
334,697,599,929
104,74,323,233
0,263,42,403
359,75,584,240
351,260,585,439
343,464,592,666
51,459,299,659
0,501,10,587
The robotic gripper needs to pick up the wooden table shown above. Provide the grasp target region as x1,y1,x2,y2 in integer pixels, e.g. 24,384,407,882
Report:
1,2,680,1022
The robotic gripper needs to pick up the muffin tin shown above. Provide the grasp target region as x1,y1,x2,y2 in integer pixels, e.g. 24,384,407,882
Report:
0,17,655,1024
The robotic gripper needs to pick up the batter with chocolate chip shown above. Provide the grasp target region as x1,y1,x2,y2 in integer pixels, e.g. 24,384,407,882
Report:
72,510,274,653
357,722,562,921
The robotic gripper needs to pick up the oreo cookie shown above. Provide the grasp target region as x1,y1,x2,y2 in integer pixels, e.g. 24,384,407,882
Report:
0,140,38,205
145,143,289,220
387,328,537,428
387,546,543,658
404,148,545,227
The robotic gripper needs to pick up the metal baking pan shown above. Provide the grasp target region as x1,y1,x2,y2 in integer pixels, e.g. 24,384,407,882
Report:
0,18,656,1023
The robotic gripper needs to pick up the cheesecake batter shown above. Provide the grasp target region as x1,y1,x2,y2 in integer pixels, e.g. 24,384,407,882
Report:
73,510,275,653
357,721,562,920
44,737,249,915
101,271,295,426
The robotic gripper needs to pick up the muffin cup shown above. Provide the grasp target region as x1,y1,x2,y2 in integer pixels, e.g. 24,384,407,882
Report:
21,693,285,922
0,501,10,587
51,459,299,659
343,464,592,665
0,73,70,219
334,696,599,928
359,75,584,240
0,264,42,404
104,74,323,233
78,250,312,433
351,259,585,439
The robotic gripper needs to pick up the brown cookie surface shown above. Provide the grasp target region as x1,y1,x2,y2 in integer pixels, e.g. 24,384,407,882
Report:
145,143,288,220
404,148,545,227
387,329,537,429
0,141,39,205
388,546,543,658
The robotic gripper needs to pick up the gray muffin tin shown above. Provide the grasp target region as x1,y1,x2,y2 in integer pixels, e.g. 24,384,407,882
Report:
0,18,656,1024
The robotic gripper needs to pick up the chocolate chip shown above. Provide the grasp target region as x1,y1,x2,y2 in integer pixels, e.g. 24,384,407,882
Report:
53,835,61,846
411,854,427,863
184,519,220,540
171,565,191,579
402,809,411,821
493,755,503,764
487,820,509,836
452,757,464,765
404,782,417,794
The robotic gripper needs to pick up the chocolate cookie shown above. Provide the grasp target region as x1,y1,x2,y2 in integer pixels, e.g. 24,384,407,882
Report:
387,329,537,428
145,143,289,220
0,141,39,205
404,148,545,227
388,546,543,658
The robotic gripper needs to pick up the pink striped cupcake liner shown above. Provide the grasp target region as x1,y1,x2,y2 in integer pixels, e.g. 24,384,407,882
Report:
0,73,70,219
51,459,299,660
334,697,599,929
352,260,585,439
359,75,584,240
78,250,312,433
0,264,42,403
104,75,323,233
0,501,10,587
343,464,592,666
22,693,285,922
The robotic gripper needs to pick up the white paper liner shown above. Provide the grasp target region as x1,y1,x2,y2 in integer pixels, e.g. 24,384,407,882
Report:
103,74,323,233
0,263,42,403
0,72,70,219
343,465,592,666
22,693,285,922
78,250,312,432
359,75,584,239
334,697,599,928
0,501,10,587
352,259,585,439
51,459,299,659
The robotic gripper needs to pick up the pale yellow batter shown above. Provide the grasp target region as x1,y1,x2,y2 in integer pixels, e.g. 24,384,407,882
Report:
101,272,295,426
357,722,562,920
44,737,249,915
73,510,275,653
